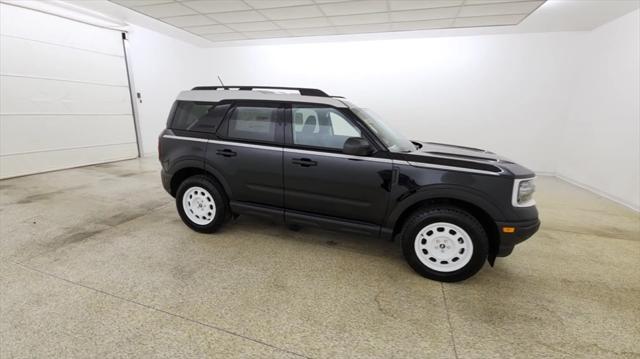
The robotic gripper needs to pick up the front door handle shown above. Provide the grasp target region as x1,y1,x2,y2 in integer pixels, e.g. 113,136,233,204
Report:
291,158,317,167
216,149,237,157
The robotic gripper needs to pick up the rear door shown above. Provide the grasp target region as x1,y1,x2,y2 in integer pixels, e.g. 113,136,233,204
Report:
207,101,285,208
283,104,392,225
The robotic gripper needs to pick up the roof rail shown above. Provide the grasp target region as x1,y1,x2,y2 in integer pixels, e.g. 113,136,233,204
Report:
190,86,329,97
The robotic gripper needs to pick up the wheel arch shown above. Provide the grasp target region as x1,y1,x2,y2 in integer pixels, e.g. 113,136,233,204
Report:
169,163,231,199
388,188,502,265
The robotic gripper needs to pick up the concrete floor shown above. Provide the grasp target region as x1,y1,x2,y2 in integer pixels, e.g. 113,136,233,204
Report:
1,157,638,359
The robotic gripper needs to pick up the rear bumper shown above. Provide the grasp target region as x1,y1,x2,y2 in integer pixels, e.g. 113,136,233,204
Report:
161,169,172,196
495,218,540,257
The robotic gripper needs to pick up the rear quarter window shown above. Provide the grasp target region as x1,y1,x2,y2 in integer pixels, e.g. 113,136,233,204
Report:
171,101,226,133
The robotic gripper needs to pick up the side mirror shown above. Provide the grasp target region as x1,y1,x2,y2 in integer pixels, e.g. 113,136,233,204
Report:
343,137,373,156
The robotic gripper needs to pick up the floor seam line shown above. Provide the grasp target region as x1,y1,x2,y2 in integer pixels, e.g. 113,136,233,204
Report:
11,261,312,359
441,283,460,359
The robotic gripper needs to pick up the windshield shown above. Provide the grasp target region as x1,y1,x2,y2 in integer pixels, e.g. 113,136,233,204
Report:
351,107,416,153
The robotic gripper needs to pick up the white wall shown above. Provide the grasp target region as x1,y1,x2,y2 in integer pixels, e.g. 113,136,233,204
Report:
126,24,208,155
558,10,640,210
124,11,639,210
205,32,580,174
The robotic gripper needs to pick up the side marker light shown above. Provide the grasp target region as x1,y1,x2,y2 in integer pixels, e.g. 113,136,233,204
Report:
502,226,516,233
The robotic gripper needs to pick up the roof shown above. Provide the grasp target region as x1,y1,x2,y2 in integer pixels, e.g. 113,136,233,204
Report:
176,89,349,108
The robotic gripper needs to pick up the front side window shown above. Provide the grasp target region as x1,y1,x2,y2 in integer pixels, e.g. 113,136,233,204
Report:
292,105,360,150
171,101,221,132
227,106,279,142
350,107,415,153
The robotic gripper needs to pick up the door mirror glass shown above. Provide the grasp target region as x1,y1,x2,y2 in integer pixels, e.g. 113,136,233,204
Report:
343,137,373,156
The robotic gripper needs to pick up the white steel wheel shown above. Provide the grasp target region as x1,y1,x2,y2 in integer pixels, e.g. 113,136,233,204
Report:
414,222,474,272
182,186,216,225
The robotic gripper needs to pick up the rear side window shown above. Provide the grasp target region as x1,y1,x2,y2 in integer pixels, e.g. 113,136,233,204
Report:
171,101,225,133
227,106,279,143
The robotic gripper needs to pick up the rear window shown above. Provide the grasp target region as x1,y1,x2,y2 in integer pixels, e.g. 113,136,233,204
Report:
227,106,279,143
171,101,225,133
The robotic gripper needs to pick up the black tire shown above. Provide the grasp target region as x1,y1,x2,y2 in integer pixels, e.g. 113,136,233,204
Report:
401,206,488,282
176,175,227,233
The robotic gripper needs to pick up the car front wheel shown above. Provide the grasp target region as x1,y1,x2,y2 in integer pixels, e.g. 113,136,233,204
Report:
401,206,488,282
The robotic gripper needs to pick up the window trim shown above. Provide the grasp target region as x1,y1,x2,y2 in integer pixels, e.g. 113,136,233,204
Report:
284,102,384,154
169,100,228,135
215,101,285,147
166,101,178,129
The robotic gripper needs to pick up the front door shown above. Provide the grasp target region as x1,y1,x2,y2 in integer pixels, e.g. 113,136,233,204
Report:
283,104,391,225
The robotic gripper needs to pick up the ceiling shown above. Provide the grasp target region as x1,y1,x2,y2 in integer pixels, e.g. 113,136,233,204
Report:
108,0,547,43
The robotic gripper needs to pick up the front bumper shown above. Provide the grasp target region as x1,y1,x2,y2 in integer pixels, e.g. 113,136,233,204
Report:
495,218,540,257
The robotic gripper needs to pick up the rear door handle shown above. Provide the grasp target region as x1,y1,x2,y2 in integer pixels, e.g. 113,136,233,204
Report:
291,158,317,167
216,149,237,157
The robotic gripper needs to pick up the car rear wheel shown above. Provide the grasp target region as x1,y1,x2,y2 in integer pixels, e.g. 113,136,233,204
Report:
401,206,488,282
176,175,227,233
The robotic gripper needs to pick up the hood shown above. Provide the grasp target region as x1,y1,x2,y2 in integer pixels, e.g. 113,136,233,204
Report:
394,141,535,178
414,141,512,163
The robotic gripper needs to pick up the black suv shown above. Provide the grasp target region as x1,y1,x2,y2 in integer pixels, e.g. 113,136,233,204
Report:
159,86,540,282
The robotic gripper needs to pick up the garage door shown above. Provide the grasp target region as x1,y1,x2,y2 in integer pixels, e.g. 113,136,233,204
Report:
0,4,139,179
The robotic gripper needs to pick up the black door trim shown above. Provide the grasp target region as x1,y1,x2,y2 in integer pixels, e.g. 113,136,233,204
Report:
229,201,380,237
230,201,284,222
286,210,380,236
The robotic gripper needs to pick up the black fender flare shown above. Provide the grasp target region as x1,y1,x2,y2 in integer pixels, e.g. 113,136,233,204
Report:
167,157,232,199
384,184,506,229
165,157,202,194
168,157,202,174
203,160,233,198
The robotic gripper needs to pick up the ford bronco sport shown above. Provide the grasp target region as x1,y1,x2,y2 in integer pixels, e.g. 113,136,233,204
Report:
159,86,540,282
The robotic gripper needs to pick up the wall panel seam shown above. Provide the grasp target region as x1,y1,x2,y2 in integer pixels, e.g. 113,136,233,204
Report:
0,73,129,88
0,142,138,157
0,33,125,58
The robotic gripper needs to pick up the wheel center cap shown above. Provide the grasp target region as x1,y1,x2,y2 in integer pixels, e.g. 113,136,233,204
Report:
439,243,446,249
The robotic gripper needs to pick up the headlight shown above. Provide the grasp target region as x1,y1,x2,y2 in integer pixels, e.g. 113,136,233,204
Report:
512,178,536,207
